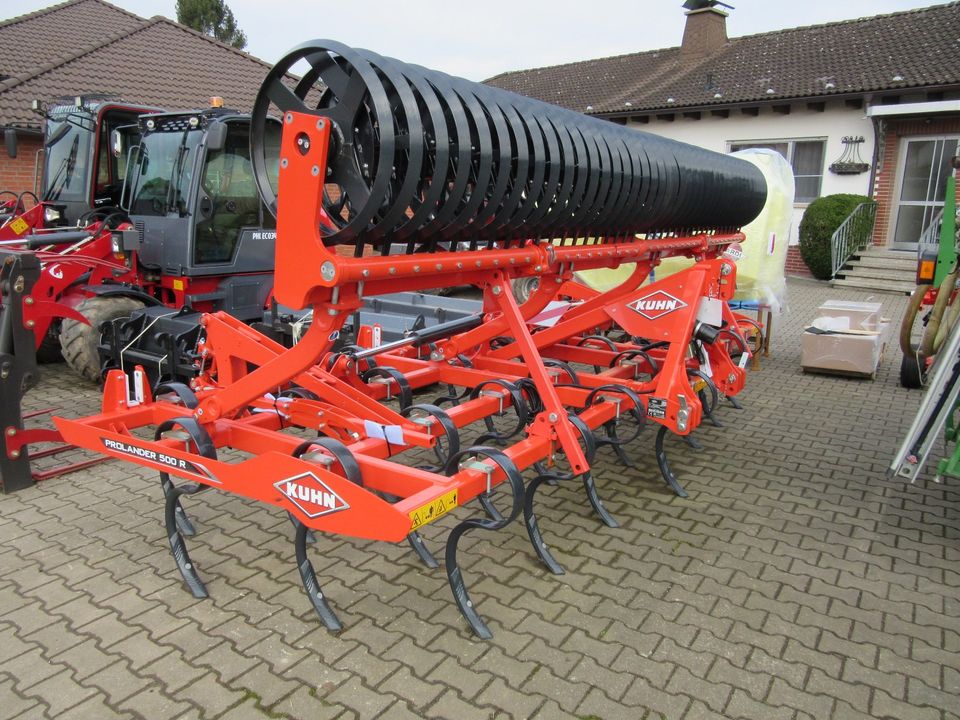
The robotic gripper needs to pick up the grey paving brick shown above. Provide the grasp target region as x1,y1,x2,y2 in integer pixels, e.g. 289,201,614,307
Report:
18,667,98,716
269,686,344,720
0,676,46,720
117,686,195,720
871,687,942,720
524,666,591,713
424,689,494,720
56,692,135,720
723,688,792,720
170,670,247,717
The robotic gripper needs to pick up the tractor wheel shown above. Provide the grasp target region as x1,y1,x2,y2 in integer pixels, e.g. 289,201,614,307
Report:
900,353,926,389
60,296,144,383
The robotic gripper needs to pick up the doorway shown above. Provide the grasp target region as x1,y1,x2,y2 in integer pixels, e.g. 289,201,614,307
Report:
890,136,959,250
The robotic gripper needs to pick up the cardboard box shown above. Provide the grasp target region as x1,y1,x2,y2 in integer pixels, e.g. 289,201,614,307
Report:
801,319,890,378
815,300,883,332
801,329,884,377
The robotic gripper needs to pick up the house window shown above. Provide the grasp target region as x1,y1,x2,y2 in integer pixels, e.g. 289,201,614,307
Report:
729,139,826,203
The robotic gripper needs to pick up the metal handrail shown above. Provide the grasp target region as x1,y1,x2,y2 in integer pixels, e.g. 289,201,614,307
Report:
830,201,878,279
916,208,945,259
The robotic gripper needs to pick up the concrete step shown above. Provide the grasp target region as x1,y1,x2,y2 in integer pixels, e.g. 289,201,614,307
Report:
836,266,914,282
846,255,915,271
856,248,915,260
831,276,915,294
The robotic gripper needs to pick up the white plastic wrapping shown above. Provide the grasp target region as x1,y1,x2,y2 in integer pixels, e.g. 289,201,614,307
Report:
575,148,795,313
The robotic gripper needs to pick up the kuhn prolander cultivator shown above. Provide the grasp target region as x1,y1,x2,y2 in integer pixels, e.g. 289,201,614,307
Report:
54,40,767,637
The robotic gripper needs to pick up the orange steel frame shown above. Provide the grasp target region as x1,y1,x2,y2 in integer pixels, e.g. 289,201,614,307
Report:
55,110,748,544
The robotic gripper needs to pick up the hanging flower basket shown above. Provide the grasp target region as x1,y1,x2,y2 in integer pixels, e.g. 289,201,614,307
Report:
829,136,869,175
829,161,870,175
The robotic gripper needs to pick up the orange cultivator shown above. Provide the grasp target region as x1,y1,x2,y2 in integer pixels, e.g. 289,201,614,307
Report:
54,40,767,637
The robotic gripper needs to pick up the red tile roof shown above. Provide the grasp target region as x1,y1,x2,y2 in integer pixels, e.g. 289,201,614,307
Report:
0,0,275,129
485,2,960,115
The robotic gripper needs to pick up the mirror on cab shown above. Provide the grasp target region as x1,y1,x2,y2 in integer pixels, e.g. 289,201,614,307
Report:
111,129,123,158
206,121,227,153
4,129,17,159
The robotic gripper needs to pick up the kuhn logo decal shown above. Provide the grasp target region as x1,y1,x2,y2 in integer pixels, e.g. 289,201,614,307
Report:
275,472,349,518
628,291,688,320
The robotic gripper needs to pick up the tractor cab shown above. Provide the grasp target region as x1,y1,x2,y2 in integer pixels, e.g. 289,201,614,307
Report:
38,96,158,226
125,106,280,279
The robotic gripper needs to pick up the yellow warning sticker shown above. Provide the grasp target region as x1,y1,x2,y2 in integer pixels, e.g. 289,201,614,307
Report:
409,489,458,529
9,217,29,236
692,378,708,393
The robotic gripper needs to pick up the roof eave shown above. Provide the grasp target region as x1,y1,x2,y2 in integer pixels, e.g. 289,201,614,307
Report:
593,83,960,118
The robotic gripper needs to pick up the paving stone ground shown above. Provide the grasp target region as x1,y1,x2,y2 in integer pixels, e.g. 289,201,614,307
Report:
1,277,958,719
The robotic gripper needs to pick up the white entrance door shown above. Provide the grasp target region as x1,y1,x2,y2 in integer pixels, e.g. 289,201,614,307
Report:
891,136,959,250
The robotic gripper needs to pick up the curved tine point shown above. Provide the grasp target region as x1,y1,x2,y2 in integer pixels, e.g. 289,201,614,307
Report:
726,395,744,410
406,531,440,569
683,434,703,450
446,531,493,640
523,475,566,575
294,522,342,632
655,426,689,498
582,472,619,528
164,487,207,598
477,492,505,523
612,443,633,468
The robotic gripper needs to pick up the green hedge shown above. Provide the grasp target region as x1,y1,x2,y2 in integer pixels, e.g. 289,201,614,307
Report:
798,193,873,280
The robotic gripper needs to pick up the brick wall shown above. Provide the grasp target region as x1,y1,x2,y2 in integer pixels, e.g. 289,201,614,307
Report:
871,115,960,245
0,135,42,199
785,245,812,277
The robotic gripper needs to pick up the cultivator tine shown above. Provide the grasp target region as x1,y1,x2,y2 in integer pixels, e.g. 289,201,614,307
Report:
683,435,704,450
582,471,619,528
523,472,568,575
585,385,646,470
287,512,316,543
655,425,689,498
477,492,506,523
726,395,744,410
470,380,528,447
406,532,440,569
567,414,618,528
689,369,723,428
444,447,525,639
161,476,196,536
294,519,342,632
164,482,207,598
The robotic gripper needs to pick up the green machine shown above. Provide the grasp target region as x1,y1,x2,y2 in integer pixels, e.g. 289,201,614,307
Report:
899,164,959,388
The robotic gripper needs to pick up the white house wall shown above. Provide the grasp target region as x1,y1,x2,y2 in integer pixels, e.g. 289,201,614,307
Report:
628,100,875,244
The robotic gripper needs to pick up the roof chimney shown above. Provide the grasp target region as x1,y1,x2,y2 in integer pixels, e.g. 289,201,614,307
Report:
680,0,731,61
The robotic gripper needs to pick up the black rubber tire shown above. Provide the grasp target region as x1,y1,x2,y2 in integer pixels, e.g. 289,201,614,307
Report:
900,353,926,389
60,296,145,383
